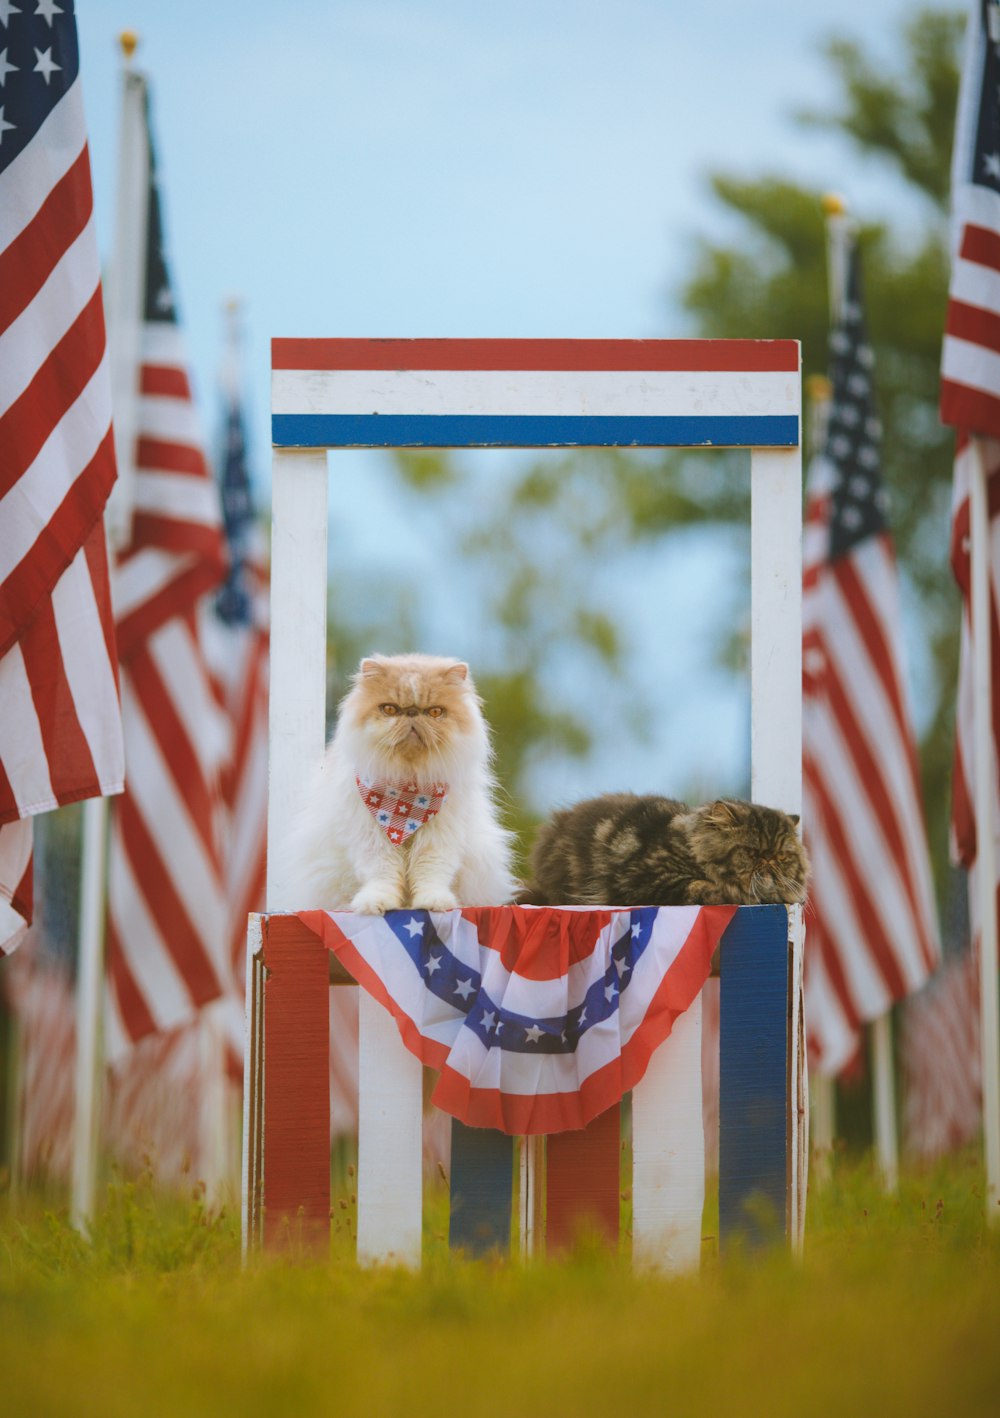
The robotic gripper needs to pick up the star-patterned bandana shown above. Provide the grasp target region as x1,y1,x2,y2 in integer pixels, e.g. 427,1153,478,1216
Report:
356,775,449,845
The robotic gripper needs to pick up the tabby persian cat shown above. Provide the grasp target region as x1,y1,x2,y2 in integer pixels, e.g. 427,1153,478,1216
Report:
281,654,515,913
519,793,809,908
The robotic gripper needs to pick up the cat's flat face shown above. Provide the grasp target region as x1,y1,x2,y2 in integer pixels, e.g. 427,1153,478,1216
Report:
687,799,810,904
342,653,480,771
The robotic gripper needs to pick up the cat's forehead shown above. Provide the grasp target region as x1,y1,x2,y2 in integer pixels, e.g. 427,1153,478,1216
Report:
365,660,466,703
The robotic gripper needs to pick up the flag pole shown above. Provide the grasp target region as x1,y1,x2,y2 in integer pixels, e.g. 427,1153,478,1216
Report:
71,796,108,1230
103,31,148,555
71,32,147,1233
804,370,836,1180
969,435,1000,1220
822,192,899,1191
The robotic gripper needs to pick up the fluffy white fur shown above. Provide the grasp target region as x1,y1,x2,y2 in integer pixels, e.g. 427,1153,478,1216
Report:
279,653,516,912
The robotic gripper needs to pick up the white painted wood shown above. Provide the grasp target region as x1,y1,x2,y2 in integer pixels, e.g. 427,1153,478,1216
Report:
103,65,149,552
750,443,803,816
518,1135,542,1259
273,368,799,421
871,1012,899,1192
357,989,423,1267
631,992,704,1273
970,437,1000,1222
240,914,263,1261
71,795,109,1234
266,448,329,909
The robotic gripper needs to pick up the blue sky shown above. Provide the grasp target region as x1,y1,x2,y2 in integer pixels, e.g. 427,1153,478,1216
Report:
74,1,962,806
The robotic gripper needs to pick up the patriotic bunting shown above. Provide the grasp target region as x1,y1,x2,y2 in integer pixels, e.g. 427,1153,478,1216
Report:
297,904,735,1135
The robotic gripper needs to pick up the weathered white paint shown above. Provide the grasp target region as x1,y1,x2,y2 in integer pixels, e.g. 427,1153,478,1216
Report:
631,992,704,1273
518,1134,542,1259
272,368,799,421
266,448,329,910
971,437,1000,1222
750,445,803,816
240,913,263,1261
357,989,423,1267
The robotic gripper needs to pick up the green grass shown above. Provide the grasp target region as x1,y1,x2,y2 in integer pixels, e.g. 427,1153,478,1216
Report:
2,1152,999,1418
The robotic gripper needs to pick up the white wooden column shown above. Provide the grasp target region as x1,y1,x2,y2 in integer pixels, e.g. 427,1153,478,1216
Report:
357,990,423,1267
749,445,802,818
266,448,329,909
632,992,704,1273
750,442,807,1247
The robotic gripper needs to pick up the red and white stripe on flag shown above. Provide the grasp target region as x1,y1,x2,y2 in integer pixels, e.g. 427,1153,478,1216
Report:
902,947,982,1159
940,5,1000,955
297,904,734,1135
104,75,229,1057
0,4,124,952
802,455,940,1075
940,3,1000,438
948,436,1000,868
202,529,269,987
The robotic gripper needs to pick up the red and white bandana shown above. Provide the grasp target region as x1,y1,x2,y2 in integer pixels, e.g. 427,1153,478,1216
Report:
356,775,449,846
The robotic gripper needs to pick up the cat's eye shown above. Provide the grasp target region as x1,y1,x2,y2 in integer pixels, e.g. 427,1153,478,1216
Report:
379,703,399,716
425,706,446,719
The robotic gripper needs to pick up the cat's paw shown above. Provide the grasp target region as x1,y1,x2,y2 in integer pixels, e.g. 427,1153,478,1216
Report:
412,887,459,913
350,884,405,915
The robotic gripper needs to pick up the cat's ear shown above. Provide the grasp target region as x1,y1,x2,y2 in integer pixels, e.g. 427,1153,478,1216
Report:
704,799,741,827
358,658,383,678
789,814,800,827
443,662,469,683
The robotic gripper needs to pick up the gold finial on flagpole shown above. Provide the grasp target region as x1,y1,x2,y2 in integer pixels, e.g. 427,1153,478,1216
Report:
821,192,847,218
119,31,139,62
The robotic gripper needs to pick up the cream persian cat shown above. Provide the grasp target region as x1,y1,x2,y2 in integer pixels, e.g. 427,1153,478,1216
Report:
283,653,516,912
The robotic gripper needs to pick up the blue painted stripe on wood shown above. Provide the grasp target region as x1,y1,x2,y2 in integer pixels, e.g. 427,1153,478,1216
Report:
718,905,789,1249
449,1120,514,1256
272,413,800,450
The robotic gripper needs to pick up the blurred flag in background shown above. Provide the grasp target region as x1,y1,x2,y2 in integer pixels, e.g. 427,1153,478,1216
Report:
0,0,124,954
802,238,940,1076
103,72,229,1058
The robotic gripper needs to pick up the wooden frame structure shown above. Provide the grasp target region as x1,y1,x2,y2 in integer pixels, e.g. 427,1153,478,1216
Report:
244,338,805,1266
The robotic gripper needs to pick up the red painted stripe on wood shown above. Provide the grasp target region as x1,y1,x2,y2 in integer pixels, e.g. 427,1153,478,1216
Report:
272,337,800,374
262,916,331,1249
545,1103,621,1252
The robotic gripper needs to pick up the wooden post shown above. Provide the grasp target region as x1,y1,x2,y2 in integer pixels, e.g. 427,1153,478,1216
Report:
546,1103,621,1253
259,916,330,1249
632,990,704,1272
719,906,793,1249
970,436,1000,1221
265,447,328,910
449,1121,514,1256
356,989,423,1266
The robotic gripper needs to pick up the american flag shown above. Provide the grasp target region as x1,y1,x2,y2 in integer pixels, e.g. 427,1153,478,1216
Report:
0,0,124,952
202,313,268,997
297,904,734,1135
902,948,982,1159
802,239,940,1075
104,73,230,1058
940,0,1000,435
942,4,1000,915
